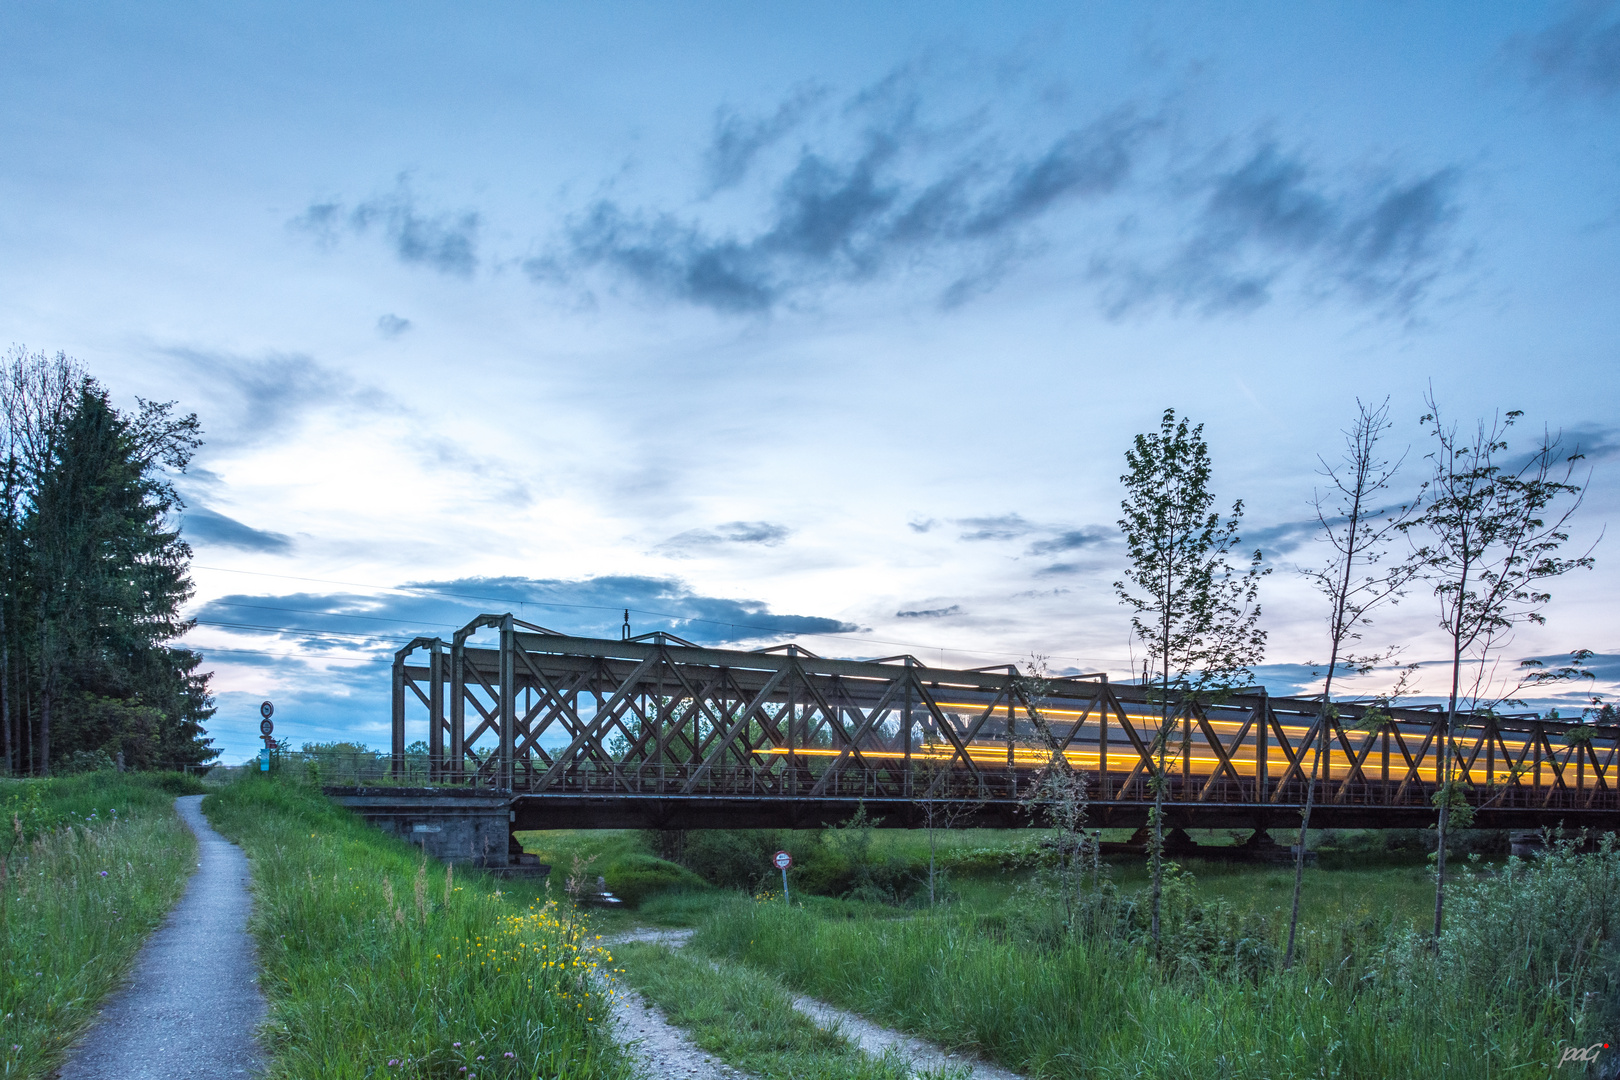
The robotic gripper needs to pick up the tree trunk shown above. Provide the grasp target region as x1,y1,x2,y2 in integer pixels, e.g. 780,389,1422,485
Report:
1284,711,1326,968
38,684,49,777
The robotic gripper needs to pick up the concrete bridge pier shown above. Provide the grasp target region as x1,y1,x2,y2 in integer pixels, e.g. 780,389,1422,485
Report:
324,787,547,876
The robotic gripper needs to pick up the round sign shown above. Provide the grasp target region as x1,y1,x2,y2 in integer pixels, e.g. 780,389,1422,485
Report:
260,700,274,719
773,850,792,870
260,718,274,736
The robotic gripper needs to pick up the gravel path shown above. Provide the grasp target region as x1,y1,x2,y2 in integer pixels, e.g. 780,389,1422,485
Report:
57,794,266,1080
604,931,749,1079
606,928,1022,1080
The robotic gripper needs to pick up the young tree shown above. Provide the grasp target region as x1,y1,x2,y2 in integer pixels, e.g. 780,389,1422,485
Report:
1402,392,1594,939
1115,408,1267,949
1283,398,1416,969
1014,656,1093,927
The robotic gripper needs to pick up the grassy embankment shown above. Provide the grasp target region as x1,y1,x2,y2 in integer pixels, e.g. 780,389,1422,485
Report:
1,771,204,1080
205,777,635,1080
525,824,1620,1079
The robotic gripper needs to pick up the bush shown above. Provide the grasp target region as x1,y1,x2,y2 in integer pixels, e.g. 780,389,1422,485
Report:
602,853,710,906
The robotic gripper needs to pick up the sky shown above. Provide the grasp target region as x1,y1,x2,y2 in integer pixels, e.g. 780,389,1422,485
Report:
2,2,1618,762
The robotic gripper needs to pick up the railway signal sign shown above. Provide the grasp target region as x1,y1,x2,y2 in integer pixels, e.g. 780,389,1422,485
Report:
773,850,792,905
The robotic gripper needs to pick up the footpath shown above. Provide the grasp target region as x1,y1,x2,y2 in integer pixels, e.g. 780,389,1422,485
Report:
58,794,266,1079
608,928,1022,1080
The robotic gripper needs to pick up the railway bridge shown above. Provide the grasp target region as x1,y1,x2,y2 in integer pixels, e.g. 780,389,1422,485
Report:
378,614,1618,844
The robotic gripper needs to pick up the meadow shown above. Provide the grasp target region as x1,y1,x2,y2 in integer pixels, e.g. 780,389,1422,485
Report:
524,823,1620,1079
1,771,203,1080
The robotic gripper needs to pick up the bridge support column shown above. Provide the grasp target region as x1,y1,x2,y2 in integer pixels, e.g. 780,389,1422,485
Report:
429,639,445,782
499,614,515,791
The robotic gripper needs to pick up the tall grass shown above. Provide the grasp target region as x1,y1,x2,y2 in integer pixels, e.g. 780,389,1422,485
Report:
1,772,201,1080
694,843,1620,1079
205,777,635,1080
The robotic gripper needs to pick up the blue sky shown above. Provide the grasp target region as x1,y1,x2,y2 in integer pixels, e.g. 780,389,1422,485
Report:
3,2,1617,761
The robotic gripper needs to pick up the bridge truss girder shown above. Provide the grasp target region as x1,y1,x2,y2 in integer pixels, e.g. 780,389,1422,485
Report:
390,615,1620,829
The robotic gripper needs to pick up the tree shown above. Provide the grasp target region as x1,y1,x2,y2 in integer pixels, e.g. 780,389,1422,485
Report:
1401,391,1594,939
1115,408,1268,949
0,347,212,774
1283,398,1416,969
1014,656,1094,928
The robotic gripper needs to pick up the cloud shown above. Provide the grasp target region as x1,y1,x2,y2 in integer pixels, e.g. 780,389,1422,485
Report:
895,604,961,618
1522,3,1620,99
908,517,938,533
956,513,1036,541
704,85,828,192
656,521,792,555
1095,144,1461,317
292,178,481,277
376,314,412,338
533,85,1152,313
1034,562,1084,576
191,574,858,651
181,506,294,553
167,349,389,449
1026,526,1109,555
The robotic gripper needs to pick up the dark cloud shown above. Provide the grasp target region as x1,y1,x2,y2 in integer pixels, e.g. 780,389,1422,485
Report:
1243,516,1323,556
1034,563,1083,576
704,85,828,192
376,313,412,338
656,521,792,554
896,605,961,618
1523,3,1620,98
534,90,1152,313
192,574,858,650
292,179,480,277
1026,527,1109,556
956,513,1036,541
1096,144,1460,317
908,517,939,533
181,506,294,554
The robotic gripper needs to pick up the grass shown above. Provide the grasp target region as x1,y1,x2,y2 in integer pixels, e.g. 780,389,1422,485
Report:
205,777,635,1080
613,939,925,1080
1,771,204,1080
687,870,1592,1079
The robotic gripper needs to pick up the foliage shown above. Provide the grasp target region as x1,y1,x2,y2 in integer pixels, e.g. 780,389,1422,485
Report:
1,773,197,1080
1,347,214,775
691,836,1620,1079
1115,406,1268,946
205,776,633,1079
1400,391,1594,937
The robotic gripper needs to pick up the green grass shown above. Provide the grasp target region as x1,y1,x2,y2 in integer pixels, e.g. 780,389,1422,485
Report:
205,778,635,1080
613,940,923,1080
1,772,203,1080
688,877,1589,1079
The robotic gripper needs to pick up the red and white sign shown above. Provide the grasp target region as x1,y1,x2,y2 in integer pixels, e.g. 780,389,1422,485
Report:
773,850,792,870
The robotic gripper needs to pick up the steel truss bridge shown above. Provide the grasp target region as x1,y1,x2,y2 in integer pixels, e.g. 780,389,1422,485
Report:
390,615,1620,833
